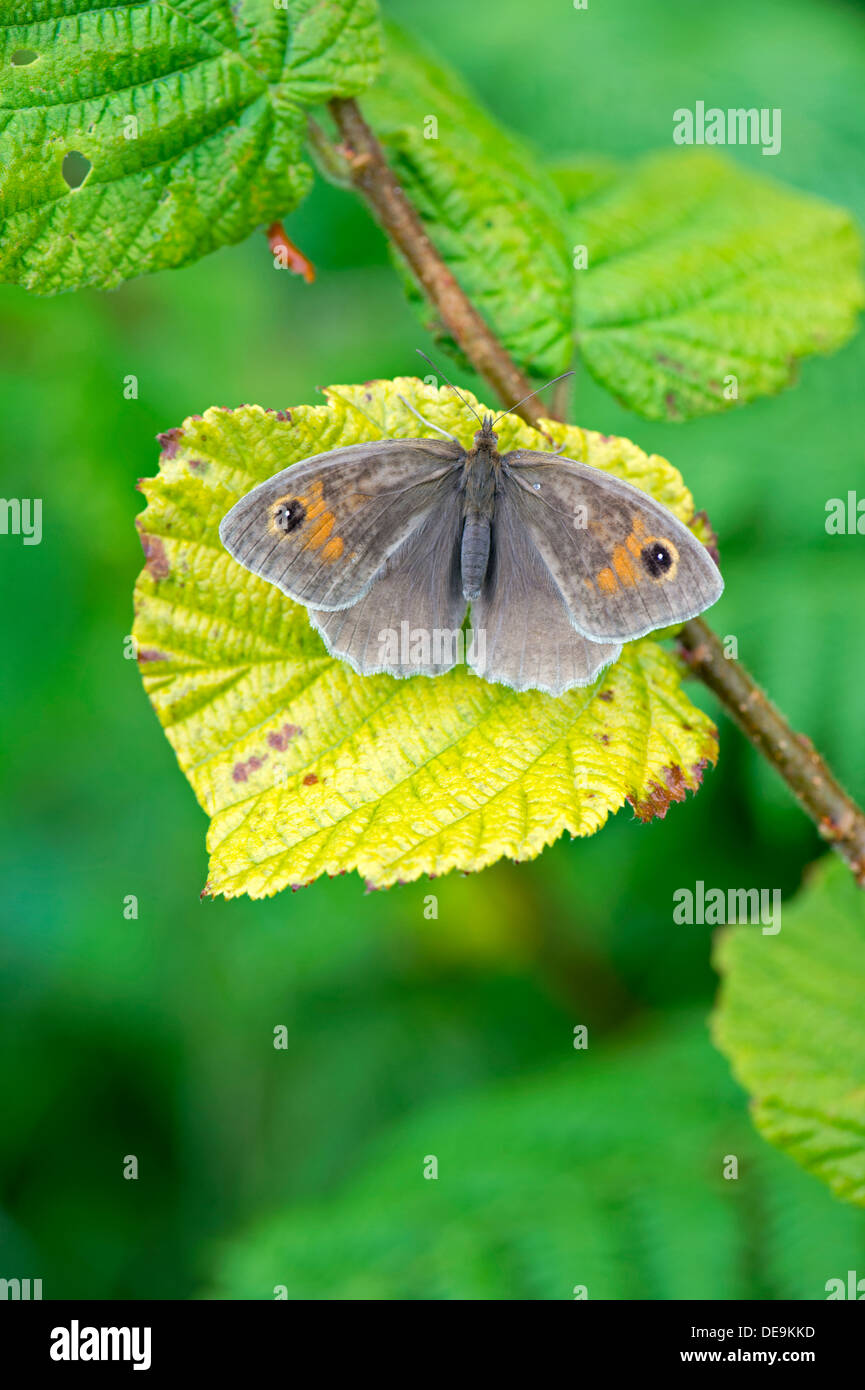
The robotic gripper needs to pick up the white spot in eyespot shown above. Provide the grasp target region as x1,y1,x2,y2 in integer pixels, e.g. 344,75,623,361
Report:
532,482,541,490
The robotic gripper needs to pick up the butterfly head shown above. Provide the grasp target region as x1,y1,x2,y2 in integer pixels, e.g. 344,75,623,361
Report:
474,415,498,449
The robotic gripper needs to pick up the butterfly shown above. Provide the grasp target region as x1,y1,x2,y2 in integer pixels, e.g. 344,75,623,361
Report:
219,367,723,696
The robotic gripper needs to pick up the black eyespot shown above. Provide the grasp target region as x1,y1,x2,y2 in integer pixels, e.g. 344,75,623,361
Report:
641,541,674,578
273,498,305,533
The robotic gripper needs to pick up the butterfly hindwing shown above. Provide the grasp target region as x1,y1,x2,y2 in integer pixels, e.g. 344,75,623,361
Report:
219,438,463,611
469,481,621,694
500,450,723,643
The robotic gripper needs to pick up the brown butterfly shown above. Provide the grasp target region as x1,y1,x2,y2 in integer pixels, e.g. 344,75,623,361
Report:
219,365,723,695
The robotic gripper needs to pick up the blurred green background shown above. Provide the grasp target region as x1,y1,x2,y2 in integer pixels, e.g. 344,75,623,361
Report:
2,0,865,1298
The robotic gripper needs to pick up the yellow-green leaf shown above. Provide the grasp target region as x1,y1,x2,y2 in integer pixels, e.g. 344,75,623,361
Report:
133,379,718,898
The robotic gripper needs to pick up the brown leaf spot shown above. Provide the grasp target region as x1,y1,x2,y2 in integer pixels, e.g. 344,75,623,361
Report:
268,723,303,750
187,457,208,473
303,773,318,786
156,427,184,458
628,762,704,822
232,755,267,783
598,690,614,703
137,647,171,663
142,534,170,580
656,352,685,374
664,763,690,800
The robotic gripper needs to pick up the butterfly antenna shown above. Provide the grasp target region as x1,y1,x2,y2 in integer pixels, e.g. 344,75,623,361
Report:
491,370,576,427
396,395,461,444
415,349,483,425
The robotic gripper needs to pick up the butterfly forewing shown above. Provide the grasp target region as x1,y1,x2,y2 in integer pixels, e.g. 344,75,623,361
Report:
219,438,463,611
501,450,723,643
309,489,466,678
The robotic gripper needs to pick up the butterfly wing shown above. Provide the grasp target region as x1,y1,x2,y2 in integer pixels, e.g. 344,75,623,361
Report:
501,450,723,642
309,487,467,678
219,438,463,611
468,483,621,694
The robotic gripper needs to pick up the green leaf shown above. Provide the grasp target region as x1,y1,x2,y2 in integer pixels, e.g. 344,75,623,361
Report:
714,855,865,1207
208,1015,865,1299
362,24,574,379
132,378,718,899
567,150,865,420
0,0,382,293
365,28,863,418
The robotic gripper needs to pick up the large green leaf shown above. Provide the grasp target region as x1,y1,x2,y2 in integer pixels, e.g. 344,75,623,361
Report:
0,0,382,293
564,151,864,420
360,24,573,380
714,856,865,1207
132,378,718,898
208,1016,865,1299
363,28,862,419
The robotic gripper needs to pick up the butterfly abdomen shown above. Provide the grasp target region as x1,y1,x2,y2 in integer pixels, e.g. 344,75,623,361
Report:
461,514,490,600
460,434,500,599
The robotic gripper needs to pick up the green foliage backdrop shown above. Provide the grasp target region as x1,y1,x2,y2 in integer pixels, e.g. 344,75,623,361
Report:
1,0,864,1298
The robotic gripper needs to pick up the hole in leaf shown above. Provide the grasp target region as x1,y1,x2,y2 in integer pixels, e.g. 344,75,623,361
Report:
11,49,40,65
62,152,92,190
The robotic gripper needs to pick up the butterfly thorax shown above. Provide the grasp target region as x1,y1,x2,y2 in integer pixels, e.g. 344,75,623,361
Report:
460,417,500,601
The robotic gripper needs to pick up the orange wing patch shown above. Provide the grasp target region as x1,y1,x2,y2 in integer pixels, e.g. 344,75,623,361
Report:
624,515,649,558
612,543,638,587
269,478,346,563
592,515,680,594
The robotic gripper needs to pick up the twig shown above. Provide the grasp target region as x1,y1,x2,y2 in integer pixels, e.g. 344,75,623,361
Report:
329,97,538,414
679,619,865,883
329,97,865,884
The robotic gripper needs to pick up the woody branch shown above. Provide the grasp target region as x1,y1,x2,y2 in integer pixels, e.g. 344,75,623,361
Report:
327,95,865,886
